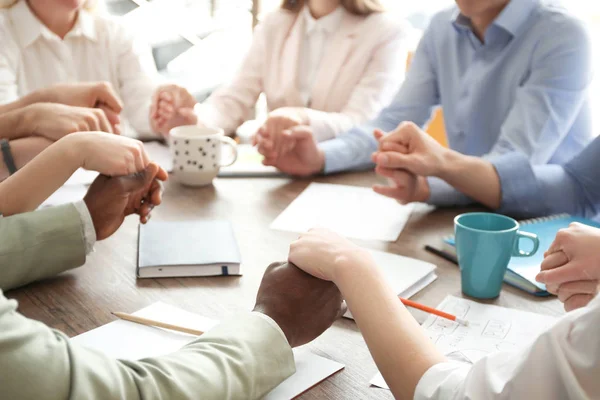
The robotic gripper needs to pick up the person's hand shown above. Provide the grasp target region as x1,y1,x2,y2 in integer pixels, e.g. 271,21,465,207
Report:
253,261,345,347
536,222,600,311
370,123,443,203
372,122,449,177
256,125,324,177
84,163,168,240
62,132,150,176
150,84,198,136
288,228,376,282
21,103,119,139
253,107,307,158
35,81,123,112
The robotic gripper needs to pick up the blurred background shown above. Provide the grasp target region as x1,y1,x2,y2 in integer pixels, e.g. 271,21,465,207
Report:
105,0,600,133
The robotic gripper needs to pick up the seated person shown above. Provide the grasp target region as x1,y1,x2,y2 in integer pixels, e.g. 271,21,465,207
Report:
0,0,195,138
289,227,599,399
256,0,594,204
155,0,408,143
0,82,123,180
0,182,343,398
370,122,600,220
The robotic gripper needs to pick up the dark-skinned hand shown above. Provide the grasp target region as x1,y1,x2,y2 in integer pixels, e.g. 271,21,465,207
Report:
253,261,346,348
83,162,168,240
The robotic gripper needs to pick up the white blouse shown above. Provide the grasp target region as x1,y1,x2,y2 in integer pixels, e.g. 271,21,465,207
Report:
415,294,600,399
0,1,160,138
298,6,344,107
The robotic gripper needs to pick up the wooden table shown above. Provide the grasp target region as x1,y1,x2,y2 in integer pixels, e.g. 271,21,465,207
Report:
7,172,564,399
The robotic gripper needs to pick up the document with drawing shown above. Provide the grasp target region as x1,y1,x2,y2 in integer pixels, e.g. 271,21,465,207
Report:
370,296,558,389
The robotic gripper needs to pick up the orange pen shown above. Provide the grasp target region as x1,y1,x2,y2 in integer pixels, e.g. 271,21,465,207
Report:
400,297,469,326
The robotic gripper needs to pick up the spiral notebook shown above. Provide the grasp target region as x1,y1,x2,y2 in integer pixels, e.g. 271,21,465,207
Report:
443,214,600,296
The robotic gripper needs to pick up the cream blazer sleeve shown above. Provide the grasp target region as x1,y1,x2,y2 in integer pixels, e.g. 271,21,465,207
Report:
306,17,409,142
193,18,268,134
0,205,296,400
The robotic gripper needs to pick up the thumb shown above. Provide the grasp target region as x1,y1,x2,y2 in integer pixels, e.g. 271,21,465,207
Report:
286,125,314,140
375,151,419,171
119,163,159,194
373,128,386,141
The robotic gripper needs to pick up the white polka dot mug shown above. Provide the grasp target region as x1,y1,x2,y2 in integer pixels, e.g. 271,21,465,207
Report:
169,125,238,186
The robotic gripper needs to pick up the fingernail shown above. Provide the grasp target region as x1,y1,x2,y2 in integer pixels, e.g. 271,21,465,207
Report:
535,272,545,282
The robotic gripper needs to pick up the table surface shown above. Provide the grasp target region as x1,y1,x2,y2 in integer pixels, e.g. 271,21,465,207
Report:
7,172,564,400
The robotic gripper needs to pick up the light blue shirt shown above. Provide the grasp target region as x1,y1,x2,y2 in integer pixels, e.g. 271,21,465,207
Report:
493,136,600,220
320,0,593,206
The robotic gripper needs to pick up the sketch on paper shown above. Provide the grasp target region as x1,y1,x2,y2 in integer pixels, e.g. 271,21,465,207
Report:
422,296,557,365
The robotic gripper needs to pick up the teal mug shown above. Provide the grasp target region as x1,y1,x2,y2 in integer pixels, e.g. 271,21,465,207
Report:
454,213,540,299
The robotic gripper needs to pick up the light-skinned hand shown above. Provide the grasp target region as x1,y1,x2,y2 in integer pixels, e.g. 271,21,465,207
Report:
36,81,123,114
22,103,119,139
536,222,600,311
370,123,443,203
84,163,168,240
150,84,198,136
62,132,150,176
252,107,307,159
288,227,376,282
256,125,324,177
253,261,345,347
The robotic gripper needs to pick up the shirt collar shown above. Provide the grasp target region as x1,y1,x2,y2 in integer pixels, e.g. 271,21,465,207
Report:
8,0,96,47
451,0,538,38
303,5,344,35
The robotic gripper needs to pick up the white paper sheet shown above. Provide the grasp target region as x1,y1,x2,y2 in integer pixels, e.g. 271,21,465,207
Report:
370,295,558,389
72,302,344,399
344,249,437,319
144,142,173,172
40,185,88,208
271,183,414,242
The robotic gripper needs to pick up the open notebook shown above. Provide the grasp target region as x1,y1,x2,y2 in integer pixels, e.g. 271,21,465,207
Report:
344,249,437,319
71,302,344,399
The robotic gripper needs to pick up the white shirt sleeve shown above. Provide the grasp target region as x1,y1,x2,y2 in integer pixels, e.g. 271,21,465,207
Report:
110,18,161,139
414,295,600,400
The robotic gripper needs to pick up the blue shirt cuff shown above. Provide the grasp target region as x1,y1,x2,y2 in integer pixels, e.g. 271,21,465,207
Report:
320,127,378,174
426,177,474,207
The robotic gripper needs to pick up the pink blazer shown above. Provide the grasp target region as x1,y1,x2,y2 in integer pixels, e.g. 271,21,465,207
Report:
195,8,409,141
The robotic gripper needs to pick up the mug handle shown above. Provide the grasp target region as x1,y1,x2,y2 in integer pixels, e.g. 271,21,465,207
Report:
512,231,540,257
218,136,238,167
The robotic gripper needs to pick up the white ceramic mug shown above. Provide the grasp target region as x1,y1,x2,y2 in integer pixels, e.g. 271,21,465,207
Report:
169,126,238,186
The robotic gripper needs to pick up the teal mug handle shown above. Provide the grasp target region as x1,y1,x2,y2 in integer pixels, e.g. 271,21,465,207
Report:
512,231,540,257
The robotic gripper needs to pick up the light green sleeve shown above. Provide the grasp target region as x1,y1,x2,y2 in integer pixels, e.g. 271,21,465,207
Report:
0,204,86,291
0,294,295,400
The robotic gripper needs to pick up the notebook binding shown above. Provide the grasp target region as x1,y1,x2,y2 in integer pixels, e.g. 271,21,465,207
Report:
519,213,570,226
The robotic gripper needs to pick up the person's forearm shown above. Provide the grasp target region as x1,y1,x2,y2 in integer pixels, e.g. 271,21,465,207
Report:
0,136,53,182
0,136,79,215
0,90,47,114
335,261,445,399
0,107,32,139
437,149,502,209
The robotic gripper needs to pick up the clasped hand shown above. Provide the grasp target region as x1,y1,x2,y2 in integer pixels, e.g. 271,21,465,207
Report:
537,223,600,311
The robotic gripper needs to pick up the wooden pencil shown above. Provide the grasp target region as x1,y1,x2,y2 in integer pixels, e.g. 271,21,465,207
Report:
111,312,204,336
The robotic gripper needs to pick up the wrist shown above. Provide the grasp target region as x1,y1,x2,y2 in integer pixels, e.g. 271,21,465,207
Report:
332,250,377,288
436,148,462,180
252,305,296,347
60,134,86,169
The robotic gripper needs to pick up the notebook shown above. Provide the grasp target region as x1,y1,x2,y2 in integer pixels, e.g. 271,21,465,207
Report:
442,214,600,296
370,295,558,389
344,249,437,319
71,302,345,399
137,220,242,278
